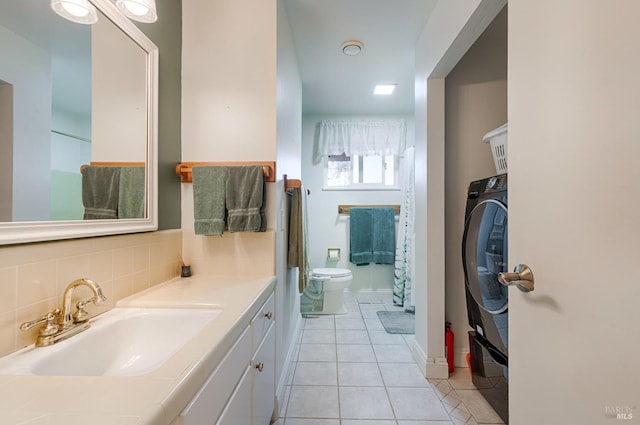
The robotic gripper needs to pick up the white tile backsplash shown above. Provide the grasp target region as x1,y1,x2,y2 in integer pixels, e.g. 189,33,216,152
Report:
182,228,275,277
0,229,182,357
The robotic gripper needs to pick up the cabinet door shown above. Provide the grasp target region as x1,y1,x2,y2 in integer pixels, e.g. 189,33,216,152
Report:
179,326,251,425
252,324,275,425
216,368,251,425
251,292,275,353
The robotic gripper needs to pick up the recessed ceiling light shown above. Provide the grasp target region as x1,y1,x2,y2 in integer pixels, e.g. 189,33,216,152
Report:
341,40,364,56
374,84,396,95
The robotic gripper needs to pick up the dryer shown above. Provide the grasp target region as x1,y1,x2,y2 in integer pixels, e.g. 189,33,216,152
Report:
462,174,509,423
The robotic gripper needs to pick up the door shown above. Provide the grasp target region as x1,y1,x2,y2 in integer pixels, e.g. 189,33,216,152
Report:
509,1,640,424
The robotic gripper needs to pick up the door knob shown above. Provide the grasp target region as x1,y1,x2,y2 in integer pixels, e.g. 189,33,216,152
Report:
498,264,534,292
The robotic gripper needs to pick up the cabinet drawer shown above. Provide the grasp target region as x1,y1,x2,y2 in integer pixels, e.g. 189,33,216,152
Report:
251,292,274,351
179,325,251,425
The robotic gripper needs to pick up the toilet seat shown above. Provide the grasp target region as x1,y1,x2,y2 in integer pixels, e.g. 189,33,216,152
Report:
310,268,352,280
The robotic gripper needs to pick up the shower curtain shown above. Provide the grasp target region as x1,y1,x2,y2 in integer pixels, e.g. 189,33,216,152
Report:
393,146,415,312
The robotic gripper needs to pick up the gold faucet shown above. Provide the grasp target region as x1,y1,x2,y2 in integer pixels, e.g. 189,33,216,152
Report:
20,278,107,347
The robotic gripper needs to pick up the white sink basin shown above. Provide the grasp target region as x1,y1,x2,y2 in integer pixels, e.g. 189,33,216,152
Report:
0,307,222,377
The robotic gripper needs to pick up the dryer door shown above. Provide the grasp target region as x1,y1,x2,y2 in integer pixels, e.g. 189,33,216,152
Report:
463,198,508,314
462,198,509,355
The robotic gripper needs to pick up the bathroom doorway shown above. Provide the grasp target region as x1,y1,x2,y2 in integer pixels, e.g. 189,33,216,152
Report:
282,0,432,313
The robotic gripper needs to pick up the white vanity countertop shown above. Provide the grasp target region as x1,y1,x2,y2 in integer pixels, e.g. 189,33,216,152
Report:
0,273,277,425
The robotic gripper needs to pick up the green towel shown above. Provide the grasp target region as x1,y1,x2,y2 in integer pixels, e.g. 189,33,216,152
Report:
192,166,226,235
118,167,145,219
81,166,121,220
372,208,396,264
225,166,266,232
349,208,373,265
287,187,309,293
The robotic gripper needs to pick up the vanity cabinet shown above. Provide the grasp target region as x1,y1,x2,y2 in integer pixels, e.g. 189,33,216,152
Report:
215,366,251,425
173,291,275,425
251,310,276,425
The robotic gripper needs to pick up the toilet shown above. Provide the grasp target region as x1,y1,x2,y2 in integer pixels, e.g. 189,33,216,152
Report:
308,268,352,315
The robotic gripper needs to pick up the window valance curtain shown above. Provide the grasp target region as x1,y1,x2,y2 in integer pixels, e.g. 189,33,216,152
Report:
318,119,407,157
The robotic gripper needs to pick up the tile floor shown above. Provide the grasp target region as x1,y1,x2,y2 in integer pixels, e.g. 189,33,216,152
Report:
274,293,505,425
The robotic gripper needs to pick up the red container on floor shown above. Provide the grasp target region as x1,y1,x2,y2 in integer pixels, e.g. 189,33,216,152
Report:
445,322,454,373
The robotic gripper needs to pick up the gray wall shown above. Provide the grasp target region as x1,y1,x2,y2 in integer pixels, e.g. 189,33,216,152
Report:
137,0,182,230
444,6,507,366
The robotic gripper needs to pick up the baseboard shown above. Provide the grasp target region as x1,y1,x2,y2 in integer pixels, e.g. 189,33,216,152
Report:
427,357,450,379
350,289,393,304
274,313,303,420
456,347,470,368
411,339,449,379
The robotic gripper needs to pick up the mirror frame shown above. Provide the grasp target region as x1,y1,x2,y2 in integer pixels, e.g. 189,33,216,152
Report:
0,0,158,245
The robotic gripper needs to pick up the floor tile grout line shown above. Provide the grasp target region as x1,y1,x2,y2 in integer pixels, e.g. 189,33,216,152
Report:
333,317,343,423
318,314,343,423
284,315,308,419
284,296,503,425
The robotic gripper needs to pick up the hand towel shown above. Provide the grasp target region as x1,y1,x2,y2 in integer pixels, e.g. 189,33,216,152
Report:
372,208,396,264
349,208,373,265
225,166,266,232
81,165,121,219
287,186,309,293
117,166,145,219
192,166,226,235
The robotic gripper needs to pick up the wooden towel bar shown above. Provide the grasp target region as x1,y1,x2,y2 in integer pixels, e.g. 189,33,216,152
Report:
338,205,401,215
176,161,276,183
80,161,145,172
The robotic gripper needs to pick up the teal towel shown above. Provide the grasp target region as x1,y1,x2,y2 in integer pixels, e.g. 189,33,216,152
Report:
192,166,226,235
372,208,396,264
81,166,120,220
226,166,266,232
349,208,373,265
118,167,145,219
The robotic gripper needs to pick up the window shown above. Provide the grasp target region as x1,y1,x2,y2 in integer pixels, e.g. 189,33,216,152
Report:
325,152,397,189
318,119,406,190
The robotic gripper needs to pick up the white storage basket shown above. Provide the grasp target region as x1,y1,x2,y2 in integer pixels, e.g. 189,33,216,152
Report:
483,123,508,174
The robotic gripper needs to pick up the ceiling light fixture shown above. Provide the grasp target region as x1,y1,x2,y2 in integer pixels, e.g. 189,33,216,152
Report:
50,0,98,24
115,0,158,23
341,40,364,56
374,84,397,95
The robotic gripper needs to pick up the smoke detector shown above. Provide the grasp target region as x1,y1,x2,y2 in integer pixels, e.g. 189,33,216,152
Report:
341,40,364,56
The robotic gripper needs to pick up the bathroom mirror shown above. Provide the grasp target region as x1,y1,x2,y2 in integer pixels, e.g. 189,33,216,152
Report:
0,0,158,245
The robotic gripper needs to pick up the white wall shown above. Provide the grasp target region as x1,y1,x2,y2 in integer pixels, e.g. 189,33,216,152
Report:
92,16,147,162
181,0,278,234
50,109,91,221
444,7,507,367
275,0,303,414
414,0,506,378
182,0,277,162
0,24,51,221
301,114,410,294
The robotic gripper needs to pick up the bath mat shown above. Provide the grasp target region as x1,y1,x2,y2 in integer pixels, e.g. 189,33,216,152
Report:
376,310,415,334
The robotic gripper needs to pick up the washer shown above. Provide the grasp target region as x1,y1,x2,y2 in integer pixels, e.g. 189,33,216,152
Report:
462,174,509,424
